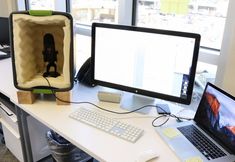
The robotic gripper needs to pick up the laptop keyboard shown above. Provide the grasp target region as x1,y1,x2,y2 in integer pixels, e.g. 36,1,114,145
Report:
178,125,226,160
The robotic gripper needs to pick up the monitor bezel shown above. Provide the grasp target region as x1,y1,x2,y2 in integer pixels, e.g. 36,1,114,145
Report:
91,23,200,105
0,17,10,45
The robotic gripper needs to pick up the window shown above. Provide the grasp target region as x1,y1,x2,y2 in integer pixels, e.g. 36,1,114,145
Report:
17,0,133,71
70,0,119,72
134,0,230,92
71,0,133,72
28,0,55,10
24,0,67,12
71,0,118,25
135,0,229,50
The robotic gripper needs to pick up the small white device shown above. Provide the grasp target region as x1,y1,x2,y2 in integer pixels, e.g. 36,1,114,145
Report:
135,149,159,162
97,91,122,103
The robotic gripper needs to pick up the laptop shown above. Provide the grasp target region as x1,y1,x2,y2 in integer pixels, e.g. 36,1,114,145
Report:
156,82,235,162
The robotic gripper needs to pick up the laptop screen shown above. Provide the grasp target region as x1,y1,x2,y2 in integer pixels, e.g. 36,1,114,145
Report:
194,83,235,153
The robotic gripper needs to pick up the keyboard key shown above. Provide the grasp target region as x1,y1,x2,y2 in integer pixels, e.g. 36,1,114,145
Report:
69,107,144,143
178,125,226,160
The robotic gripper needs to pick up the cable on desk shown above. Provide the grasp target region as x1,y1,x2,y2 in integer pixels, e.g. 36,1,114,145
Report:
151,114,170,127
152,105,193,127
43,77,192,126
44,77,156,114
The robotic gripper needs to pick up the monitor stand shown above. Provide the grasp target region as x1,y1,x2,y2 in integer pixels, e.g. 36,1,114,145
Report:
121,93,157,114
97,87,167,114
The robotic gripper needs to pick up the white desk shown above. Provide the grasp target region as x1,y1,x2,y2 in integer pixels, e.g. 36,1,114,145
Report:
0,58,183,162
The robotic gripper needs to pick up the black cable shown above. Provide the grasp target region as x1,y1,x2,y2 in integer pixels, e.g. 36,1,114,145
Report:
43,77,155,114
152,105,192,127
43,77,192,126
152,114,170,127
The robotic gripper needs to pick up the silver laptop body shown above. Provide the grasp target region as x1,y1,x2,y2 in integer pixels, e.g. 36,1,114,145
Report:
156,83,235,162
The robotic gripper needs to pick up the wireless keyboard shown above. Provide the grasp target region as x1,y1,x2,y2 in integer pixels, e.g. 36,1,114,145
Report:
69,107,144,143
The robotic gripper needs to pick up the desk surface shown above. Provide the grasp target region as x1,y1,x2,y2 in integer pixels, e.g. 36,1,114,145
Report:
0,58,183,162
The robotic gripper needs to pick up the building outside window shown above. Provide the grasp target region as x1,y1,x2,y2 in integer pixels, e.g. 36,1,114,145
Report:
71,0,118,25
28,0,55,10
135,0,229,50
70,0,120,71
24,0,66,12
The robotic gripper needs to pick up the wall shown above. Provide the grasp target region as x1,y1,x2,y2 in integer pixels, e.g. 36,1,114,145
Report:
0,0,17,17
216,0,235,96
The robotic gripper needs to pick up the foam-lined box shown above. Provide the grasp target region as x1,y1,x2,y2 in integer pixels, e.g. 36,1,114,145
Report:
10,11,74,92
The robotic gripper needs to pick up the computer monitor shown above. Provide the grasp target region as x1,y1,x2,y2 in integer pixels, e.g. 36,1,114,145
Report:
91,23,200,105
0,17,10,46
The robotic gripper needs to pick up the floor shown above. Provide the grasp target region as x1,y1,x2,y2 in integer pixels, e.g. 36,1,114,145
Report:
0,131,54,162
0,132,96,162
0,132,20,162
0,144,19,162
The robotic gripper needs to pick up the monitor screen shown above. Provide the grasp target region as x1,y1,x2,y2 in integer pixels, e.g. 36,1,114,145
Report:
0,17,10,46
91,23,200,105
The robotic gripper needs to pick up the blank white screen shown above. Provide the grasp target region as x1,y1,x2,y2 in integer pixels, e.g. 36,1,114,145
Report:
94,27,196,97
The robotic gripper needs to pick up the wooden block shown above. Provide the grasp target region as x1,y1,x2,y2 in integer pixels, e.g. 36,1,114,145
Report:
17,91,36,104
55,91,70,105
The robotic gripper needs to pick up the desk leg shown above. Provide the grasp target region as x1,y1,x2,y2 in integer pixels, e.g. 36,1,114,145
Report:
16,106,33,162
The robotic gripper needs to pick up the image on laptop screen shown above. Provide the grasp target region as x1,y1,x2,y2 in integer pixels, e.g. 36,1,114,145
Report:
194,84,235,153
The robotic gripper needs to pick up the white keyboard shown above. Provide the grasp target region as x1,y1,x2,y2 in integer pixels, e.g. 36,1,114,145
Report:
69,107,144,143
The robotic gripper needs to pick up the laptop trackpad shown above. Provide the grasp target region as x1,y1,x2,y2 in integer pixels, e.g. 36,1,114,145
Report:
168,135,204,160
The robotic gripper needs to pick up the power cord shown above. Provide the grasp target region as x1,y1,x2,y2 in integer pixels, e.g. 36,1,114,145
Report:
152,105,193,127
43,77,192,126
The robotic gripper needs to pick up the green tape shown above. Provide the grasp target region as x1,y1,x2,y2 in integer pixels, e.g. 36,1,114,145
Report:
32,89,53,94
160,0,189,15
29,10,52,16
